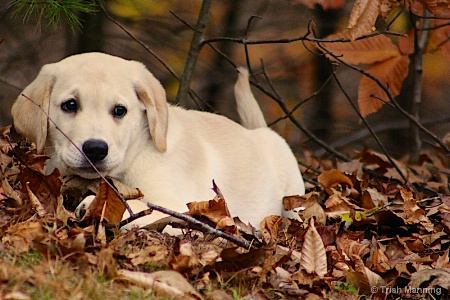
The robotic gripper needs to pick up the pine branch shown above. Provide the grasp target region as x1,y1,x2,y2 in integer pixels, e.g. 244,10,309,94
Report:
11,0,97,31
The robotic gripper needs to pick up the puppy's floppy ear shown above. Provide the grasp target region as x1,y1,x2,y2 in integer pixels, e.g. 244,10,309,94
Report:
134,64,169,152
11,65,55,153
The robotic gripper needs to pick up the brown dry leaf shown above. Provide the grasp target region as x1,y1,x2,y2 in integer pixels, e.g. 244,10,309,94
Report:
300,218,327,278
82,181,126,224
358,54,410,117
284,193,326,226
427,19,450,59
346,256,385,293
368,236,392,272
260,215,283,243
213,248,268,272
318,169,353,195
97,247,117,279
2,220,46,253
324,193,363,220
117,269,203,300
20,167,62,215
435,250,450,268
171,241,200,272
400,187,434,232
1,178,22,206
292,0,346,10
380,0,402,18
129,243,171,266
347,0,381,40
187,196,231,225
414,0,450,15
336,232,371,261
410,268,450,290
322,33,400,65
398,30,415,55
26,182,47,217
205,290,234,300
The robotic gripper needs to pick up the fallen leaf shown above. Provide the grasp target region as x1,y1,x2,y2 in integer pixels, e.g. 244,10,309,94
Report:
346,256,385,293
82,181,126,224
318,169,353,195
410,268,450,290
117,269,203,300
300,218,327,278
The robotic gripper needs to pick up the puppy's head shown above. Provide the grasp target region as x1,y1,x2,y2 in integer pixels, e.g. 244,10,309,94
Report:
11,52,168,178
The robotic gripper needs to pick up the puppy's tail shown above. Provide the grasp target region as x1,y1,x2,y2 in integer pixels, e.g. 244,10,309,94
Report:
234,67,267,129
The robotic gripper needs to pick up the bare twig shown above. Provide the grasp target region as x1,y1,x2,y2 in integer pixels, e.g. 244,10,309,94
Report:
20,94,134,217
201,30,405,47
98,1,179,80
313,115,450,157
316,43,450,154
109,204,252,249
252,65,351,162
409,9,431,162
146,203,252,249
243,16,262,80
332,72,408,183
175,0,212,106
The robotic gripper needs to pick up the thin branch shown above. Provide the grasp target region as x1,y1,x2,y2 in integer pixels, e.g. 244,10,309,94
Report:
20,94,134,217
148,203,252,249
201,30,405,47
268,69,336,126
251,65,351,162
98,1,179,80
244,16,262,81
409,9,431,162
175,0,212,106
108,204,252,249
333,73,408,183
316,43,450,154
313,116,450,157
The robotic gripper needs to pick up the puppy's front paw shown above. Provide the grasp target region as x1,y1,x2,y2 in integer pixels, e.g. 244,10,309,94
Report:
74,195,96,219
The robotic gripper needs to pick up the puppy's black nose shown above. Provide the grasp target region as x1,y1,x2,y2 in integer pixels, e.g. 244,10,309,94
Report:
82,139,108,163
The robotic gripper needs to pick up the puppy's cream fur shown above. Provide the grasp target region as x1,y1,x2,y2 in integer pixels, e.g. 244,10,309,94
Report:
12,52,305,228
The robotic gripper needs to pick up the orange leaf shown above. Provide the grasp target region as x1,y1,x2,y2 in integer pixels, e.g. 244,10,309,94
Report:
322,34,400,65
347,0,381,40
318,169,353,195
84,182,126,224
358,55,410,117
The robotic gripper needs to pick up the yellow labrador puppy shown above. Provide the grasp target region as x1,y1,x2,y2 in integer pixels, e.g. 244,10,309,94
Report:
11,52,304,229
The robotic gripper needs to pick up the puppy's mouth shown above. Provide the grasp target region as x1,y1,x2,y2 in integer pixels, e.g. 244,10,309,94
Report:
63,162,110,179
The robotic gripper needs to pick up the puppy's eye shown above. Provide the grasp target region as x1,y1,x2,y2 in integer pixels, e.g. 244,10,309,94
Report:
113,105,127,118
61,99,78,113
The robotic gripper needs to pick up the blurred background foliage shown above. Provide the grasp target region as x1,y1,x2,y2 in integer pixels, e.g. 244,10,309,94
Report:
1,0,449,159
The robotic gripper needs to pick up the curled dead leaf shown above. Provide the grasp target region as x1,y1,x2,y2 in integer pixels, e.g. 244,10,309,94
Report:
187,197,231,225
318,169,353,195
260,215,283,244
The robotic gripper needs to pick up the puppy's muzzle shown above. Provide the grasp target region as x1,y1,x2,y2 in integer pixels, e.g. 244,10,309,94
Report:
82,139,108,163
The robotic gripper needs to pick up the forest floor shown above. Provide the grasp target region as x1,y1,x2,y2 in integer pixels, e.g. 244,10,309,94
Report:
1,125,450,300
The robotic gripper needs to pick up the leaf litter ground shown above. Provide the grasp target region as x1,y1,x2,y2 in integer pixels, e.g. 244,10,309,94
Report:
1,125,450,300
